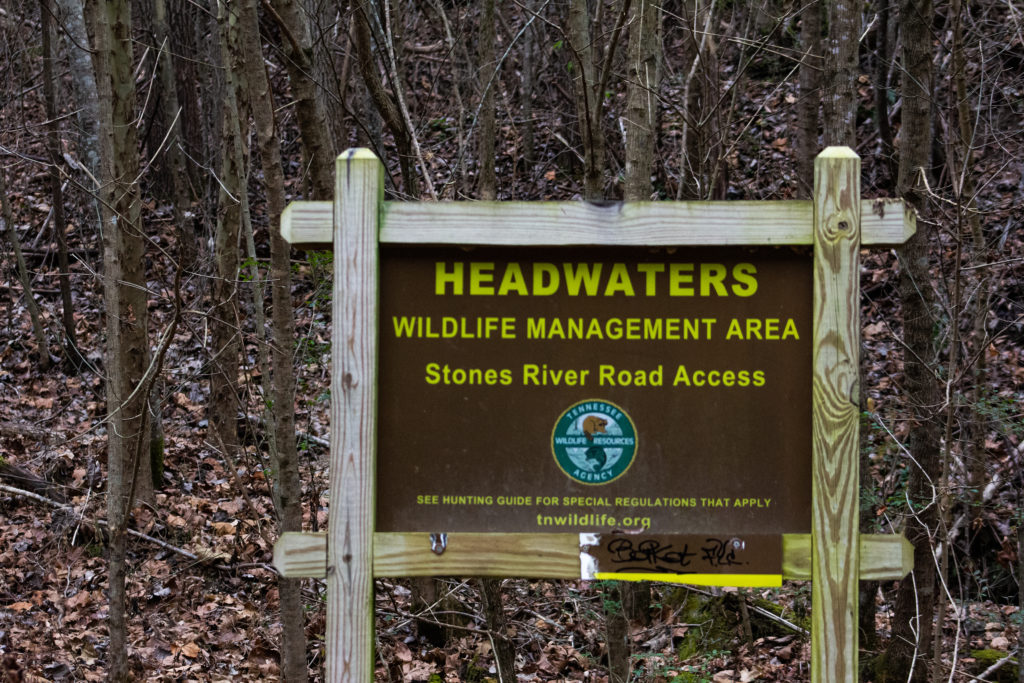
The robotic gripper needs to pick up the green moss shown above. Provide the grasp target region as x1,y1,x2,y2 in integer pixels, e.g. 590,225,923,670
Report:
673,594,735,662
460,654,488,683
670,673,708,683
968,649,1018,682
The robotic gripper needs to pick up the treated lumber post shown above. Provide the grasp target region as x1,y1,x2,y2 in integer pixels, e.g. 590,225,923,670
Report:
811,147,861,682
280,198,915,248
276,531,912,582
327,149,382,683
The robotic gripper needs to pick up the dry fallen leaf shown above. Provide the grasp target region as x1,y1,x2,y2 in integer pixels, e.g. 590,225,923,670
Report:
394,641,412,663
180,641,201,658
990,635,1009,649
211,521,237,535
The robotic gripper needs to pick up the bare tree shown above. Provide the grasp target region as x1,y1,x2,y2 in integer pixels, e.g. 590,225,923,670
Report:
53,0,101,203
478,0,497,200
267,0,334,197
238,0,309,679
624,0,660,202
822,0,858,145
796,1,822,197
880,1,941,680
149,0,197,269
352,0,423,197
518,0,541,169
0,170,49,369
39,0,71,367
209,0,248,479
620,0,660,636
566,0,631,200
93,0,156,676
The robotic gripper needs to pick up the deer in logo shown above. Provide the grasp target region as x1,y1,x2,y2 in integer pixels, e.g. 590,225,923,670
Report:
581,415,608,471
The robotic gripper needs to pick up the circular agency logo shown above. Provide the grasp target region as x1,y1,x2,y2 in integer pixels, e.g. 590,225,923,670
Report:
552,400,637,485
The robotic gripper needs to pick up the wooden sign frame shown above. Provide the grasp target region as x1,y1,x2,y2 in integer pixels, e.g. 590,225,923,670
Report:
274,147,915,682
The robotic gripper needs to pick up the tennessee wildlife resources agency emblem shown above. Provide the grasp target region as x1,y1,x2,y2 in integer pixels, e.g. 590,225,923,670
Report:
552,400,637,485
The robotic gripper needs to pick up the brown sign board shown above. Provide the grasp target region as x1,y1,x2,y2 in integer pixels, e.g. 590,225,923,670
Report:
376,246,812,535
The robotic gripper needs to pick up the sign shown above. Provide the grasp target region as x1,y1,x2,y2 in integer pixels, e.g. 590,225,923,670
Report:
377,246,813,534
272,148,917,683
580,533,783,587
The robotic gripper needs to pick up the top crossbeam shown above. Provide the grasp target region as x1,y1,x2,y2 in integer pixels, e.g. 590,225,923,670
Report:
281,198,915,249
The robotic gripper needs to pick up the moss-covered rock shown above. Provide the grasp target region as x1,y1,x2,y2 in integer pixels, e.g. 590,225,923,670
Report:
967,649,1018,682
673,593,736,662
748,596,811,636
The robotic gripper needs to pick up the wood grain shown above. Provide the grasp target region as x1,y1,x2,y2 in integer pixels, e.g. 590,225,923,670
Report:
326,149,381,683
275,531,911,582
280,198,914,249
810,147,862,683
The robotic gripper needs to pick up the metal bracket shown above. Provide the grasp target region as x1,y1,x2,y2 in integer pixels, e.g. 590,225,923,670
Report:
429,533,448,555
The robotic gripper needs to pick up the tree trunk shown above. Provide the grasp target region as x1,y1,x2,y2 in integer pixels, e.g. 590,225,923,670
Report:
566,0,604,199
480,579,516,683
519,0,539,169
676,0,721,200
478,0,497,200
238,0,308,679
93,0,155,676
352,0,419,196
268,0,334,198
874,0,897,189
0,170,49,369
822,0,858,145
40,0,70,369
949,0,990,504
151,0,197,269
796,0,821,197
428,0,470,198
620,0,659,629
604,582,630,683
53,0,102,237
624,0,660,202
210,0,247,477
167,0,205,192
881,1,939,680
303,0,349,152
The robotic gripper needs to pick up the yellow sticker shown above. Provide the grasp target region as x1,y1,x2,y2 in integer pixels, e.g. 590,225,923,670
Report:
593,572,782,588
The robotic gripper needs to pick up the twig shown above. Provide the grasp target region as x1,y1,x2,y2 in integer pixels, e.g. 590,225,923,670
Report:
745,602,808,636
242,412,328,449
0,421,60,443
0,482,275,574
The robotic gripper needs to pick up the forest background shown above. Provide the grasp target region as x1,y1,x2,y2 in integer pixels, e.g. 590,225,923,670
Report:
0,0,1022,681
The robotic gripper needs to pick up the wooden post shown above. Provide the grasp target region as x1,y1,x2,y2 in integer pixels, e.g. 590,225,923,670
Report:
811,147,861,682
327,149,382,682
